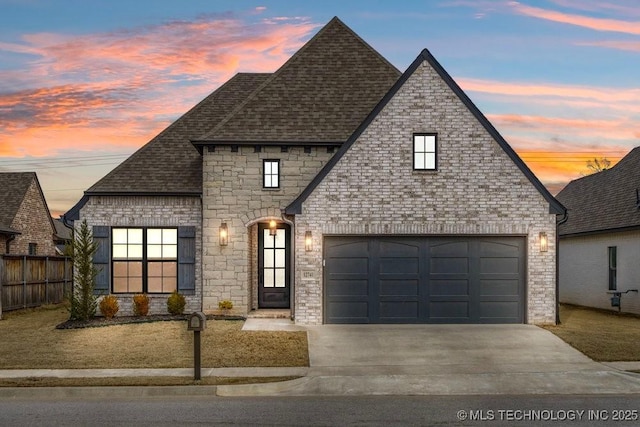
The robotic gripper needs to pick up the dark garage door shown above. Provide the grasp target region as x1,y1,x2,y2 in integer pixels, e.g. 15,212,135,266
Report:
324,236,525,324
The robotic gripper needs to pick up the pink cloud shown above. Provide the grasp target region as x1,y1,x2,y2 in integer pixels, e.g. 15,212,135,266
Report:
0,14,319,158
577,40,640,52
509,1,640,35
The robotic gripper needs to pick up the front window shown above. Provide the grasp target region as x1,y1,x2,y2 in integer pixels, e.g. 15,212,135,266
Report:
112,228,177,293
263,159,280,188
28,243,37,255
413,134,437,170
608,246,617,291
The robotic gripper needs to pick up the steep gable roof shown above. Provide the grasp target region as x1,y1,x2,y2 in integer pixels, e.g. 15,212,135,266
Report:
556,146,640,236
0,172,35,233
86,72,271,195
0,172,54,235
193,17,401,146
286,49,565,215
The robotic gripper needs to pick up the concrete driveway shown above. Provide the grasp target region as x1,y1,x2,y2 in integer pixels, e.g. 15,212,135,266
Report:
228,322,640,396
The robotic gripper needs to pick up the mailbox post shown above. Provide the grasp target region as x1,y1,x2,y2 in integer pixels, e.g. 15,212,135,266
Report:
187,312,206,380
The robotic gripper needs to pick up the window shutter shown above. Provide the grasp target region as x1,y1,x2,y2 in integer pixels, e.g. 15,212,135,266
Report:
92,226,110,295
178,226,196,295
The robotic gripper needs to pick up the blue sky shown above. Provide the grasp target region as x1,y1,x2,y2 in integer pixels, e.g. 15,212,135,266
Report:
1,0,638,215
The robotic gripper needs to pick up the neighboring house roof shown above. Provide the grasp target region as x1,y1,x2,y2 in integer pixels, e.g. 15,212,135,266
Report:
0,172,37,235
193,17,401,146
53,218,72,241
286,49,566,216
556,146,640,236
86,73,271,195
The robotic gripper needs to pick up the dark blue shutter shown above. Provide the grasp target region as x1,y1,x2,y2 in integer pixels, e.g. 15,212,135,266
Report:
178,226,196,295
92,226,110,295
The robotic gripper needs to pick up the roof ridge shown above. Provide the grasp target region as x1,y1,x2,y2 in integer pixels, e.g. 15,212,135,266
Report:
197,17,400,142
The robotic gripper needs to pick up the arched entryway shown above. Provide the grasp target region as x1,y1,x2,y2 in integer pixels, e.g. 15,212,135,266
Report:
257,221,291,308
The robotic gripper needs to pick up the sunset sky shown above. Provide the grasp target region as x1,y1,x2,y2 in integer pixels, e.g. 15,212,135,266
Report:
1,0,638,216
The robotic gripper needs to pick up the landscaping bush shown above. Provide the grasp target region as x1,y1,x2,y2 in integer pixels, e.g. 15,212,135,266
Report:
132,294,149,316
167,291,186,315
218,300,233,310
99,295,119,319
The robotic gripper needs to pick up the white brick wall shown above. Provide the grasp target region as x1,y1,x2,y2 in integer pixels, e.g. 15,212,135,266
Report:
80,196,202,316
294,60,558,325
560,230,640,315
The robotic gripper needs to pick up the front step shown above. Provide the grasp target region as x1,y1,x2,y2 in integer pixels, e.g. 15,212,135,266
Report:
247,309,291,319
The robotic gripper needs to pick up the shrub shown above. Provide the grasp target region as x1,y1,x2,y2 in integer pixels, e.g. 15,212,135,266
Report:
132,294,149,316
167,291,186,315
218,300,233,310
99,295,119,319
68,219,98,321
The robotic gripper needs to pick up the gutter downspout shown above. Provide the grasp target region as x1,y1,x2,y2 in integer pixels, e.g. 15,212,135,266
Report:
5,233,16,255
555,210,568,325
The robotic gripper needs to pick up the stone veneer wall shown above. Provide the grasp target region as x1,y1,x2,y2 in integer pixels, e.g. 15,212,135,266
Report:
80,195,202,316
202,145,334,313
294,60,558,325
9,179,57,256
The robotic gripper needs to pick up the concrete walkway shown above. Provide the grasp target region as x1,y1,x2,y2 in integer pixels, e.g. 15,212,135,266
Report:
2,320,640,397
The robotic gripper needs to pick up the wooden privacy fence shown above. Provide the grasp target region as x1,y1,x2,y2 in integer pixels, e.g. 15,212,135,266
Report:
0,255,72,316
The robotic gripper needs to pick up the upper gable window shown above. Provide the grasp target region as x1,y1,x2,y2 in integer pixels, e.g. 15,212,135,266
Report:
263,160,280,189
413,134,437,170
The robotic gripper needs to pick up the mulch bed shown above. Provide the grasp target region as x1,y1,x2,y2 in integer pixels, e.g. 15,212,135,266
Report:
56,314,246,329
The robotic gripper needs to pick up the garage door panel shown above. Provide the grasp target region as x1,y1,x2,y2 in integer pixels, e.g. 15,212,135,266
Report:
480,257,519,274
380,301,419,321
479,240,521,257
379,240,420,257
481,279,519,296
431,258,469,274
325,240,370,256
480,301,520,320
328,257,368,275
379,257,419,274
429,280,469,296
326,301,369,323
379,279,419,296
326,279,369,296
430,240,469,256
430,301,469,319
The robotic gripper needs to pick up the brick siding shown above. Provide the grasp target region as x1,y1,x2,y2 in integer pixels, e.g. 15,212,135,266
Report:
294,60,557,325
9,179,56,256
80,196,202,316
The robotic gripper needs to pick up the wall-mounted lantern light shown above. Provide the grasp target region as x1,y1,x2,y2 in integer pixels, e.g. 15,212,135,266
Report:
219,222,229,246
539,231,548,252
269,219,277,236
305,231,313,252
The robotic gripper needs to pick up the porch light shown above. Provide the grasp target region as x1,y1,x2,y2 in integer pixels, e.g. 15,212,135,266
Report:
269,219,277,236
305,231,313,252
539,232,548,252
219,222,229,246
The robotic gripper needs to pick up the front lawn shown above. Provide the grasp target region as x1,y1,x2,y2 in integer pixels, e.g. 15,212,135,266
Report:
543,304,640,361
0,305,308,369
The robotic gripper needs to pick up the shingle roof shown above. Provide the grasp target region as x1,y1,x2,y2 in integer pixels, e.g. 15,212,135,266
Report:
0,172,36,234
86,73,271,194
286,49,565,216
556,146,640,236
194,17,401,145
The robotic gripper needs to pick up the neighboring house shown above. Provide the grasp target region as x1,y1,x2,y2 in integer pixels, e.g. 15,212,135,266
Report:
556,147,640,315
53,219,72,255
0,172,57,256
65,17,564,324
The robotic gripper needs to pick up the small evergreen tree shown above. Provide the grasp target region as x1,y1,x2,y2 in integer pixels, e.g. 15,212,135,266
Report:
68,219,99,321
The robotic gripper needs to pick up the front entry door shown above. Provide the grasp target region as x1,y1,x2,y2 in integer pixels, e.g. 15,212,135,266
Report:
258,223,290,308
